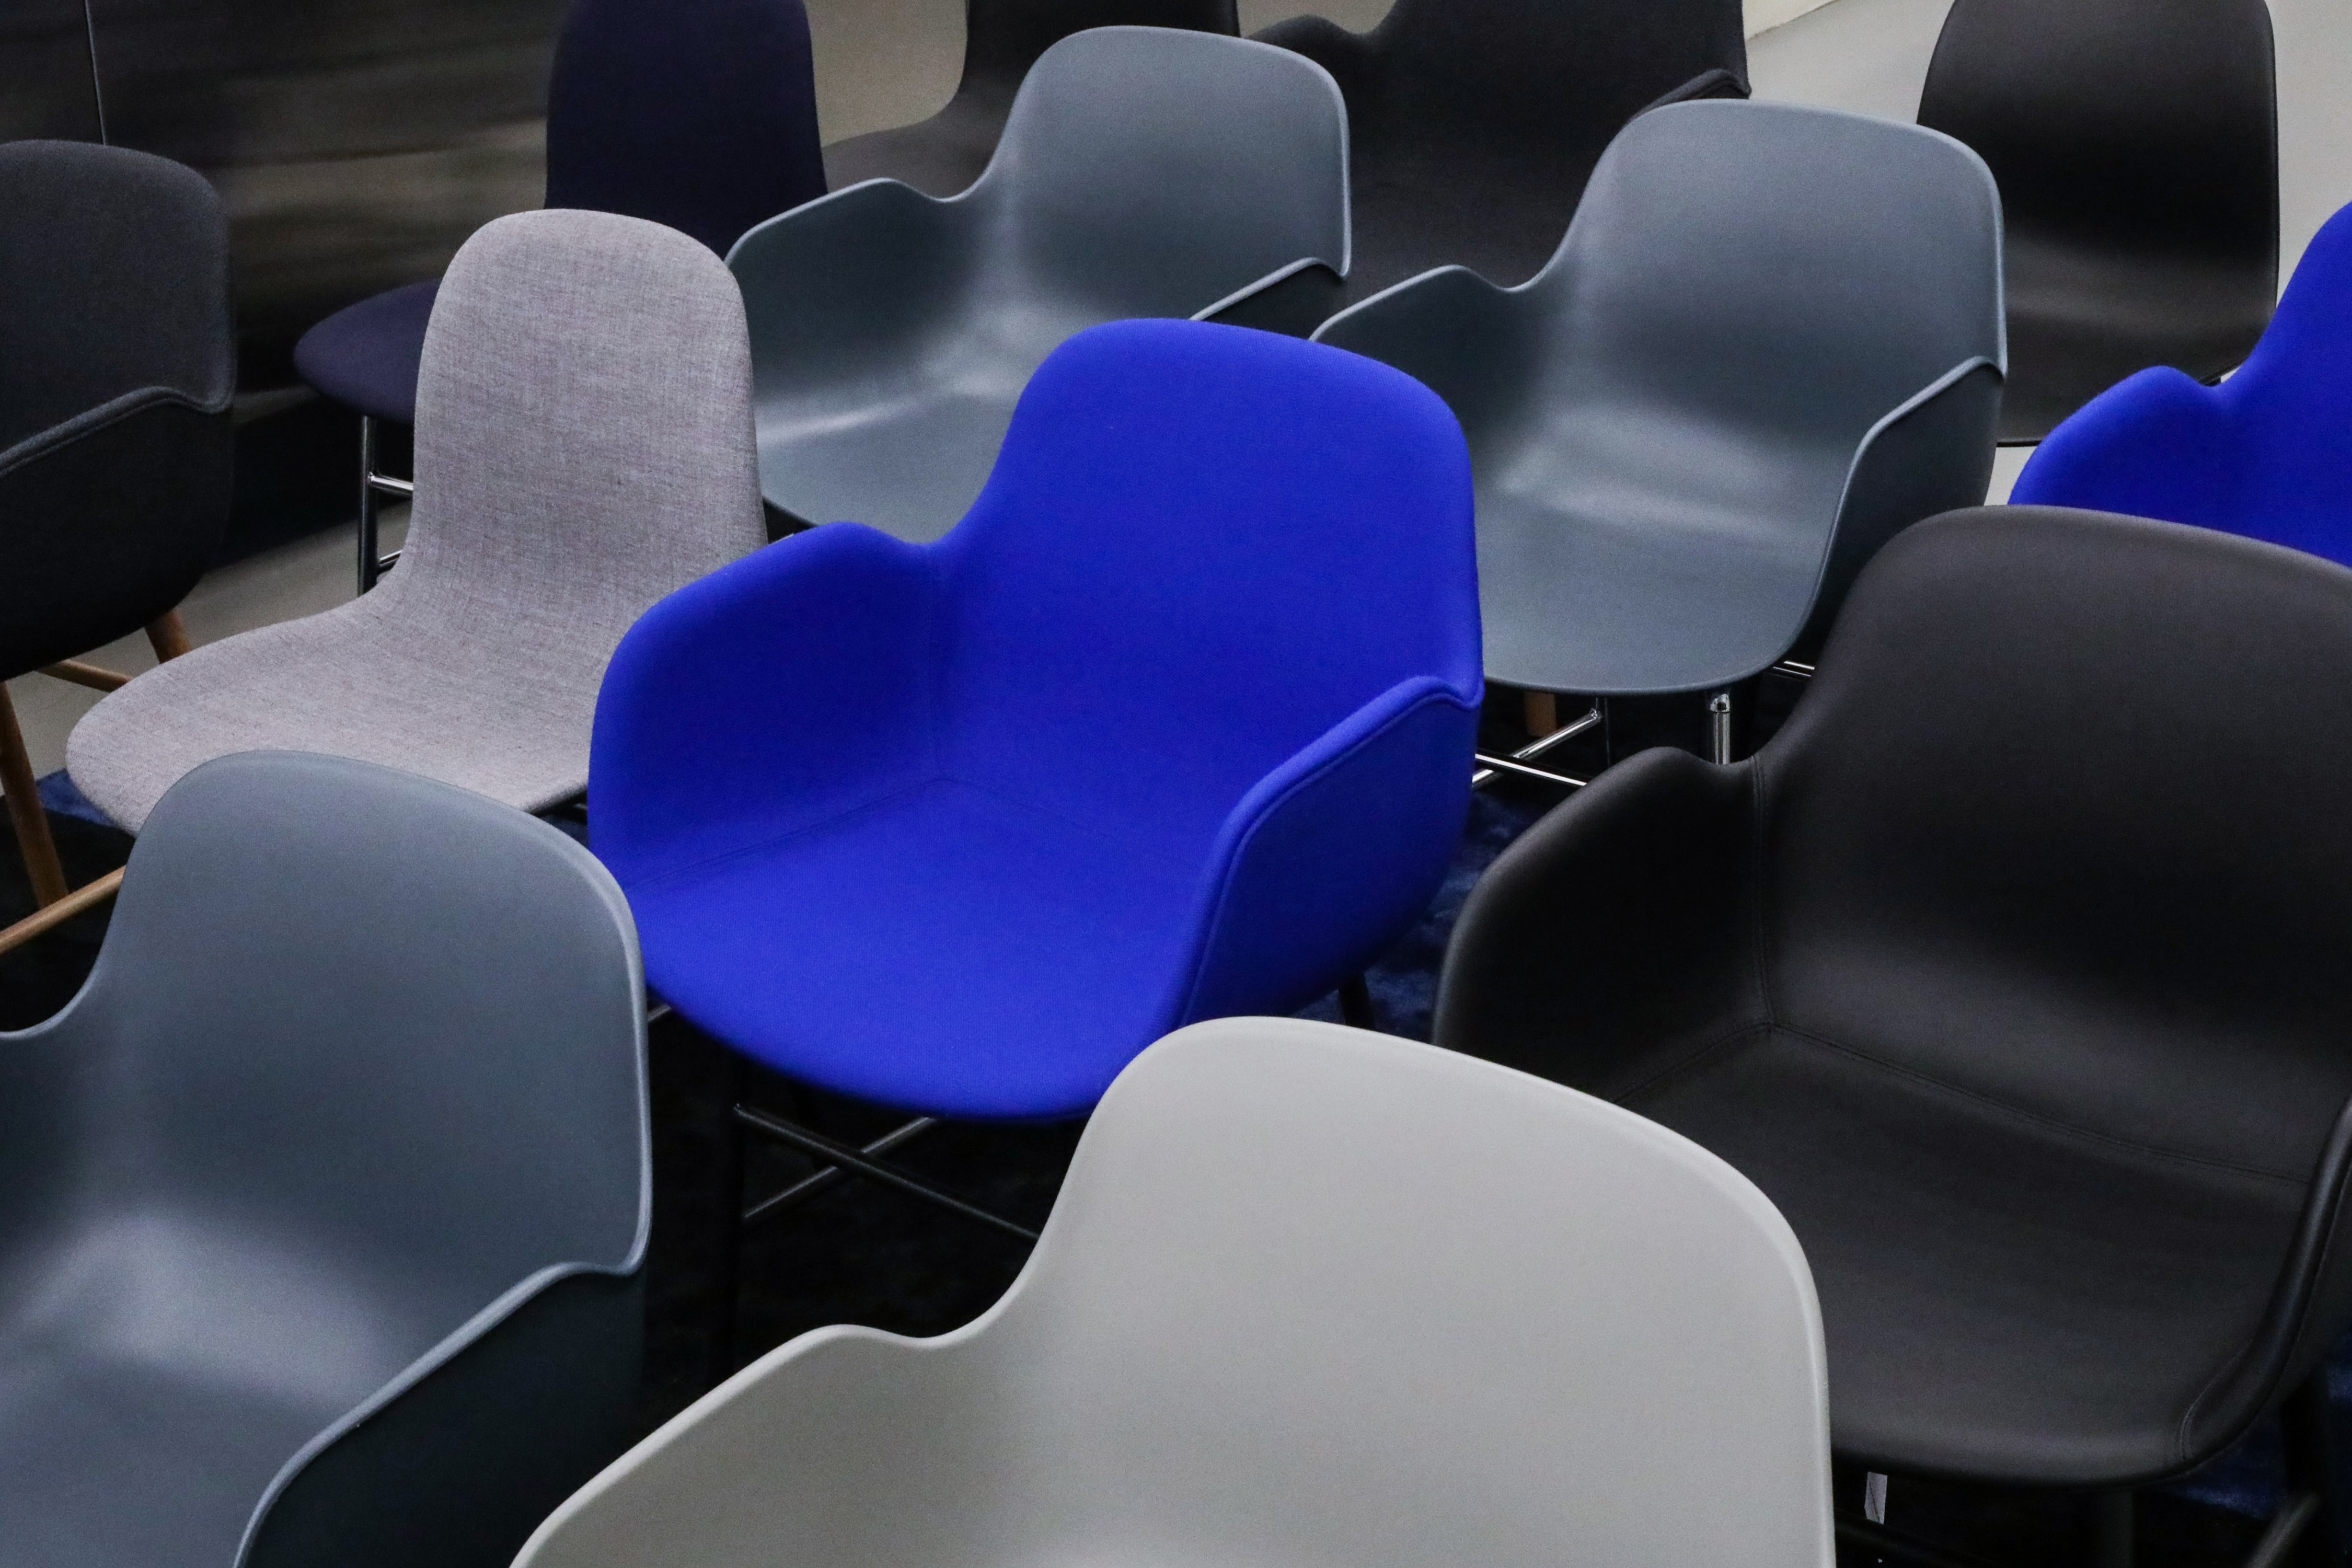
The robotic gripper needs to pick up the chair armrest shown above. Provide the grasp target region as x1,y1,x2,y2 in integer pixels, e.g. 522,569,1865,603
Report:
244,1267,645,1568
1799,358,2002,656
0,387,233,677
725,178,975,389
1636,65,1752,116
1312,266,1533,438
1435,745,1760,1098
1196,258,1348,339
514,1324,979,1568
1250,13,1372,98
2010,365,2233,524
1174,676,1480,1024
589,522,941,887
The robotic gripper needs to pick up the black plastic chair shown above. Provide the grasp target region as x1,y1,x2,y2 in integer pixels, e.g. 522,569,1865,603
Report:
293,0,825,591
0,139,231,951
1436,504,2352,1568
1256,0,1747,302
1917,0,2278,443
822,0,1240,198
0,749,651,1568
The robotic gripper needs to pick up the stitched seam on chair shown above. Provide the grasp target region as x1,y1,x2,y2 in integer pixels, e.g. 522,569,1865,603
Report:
1774,1023,2310,1189
1610,1018,1778,1108
622,774,946,896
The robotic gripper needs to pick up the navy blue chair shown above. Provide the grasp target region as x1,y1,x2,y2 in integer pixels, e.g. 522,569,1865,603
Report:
2011,202,2352,566
293,0,824,591
588,317,1480,1238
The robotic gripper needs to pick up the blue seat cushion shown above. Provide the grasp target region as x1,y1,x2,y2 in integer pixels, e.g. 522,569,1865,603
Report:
628,777,1206,1120
291,279,441,424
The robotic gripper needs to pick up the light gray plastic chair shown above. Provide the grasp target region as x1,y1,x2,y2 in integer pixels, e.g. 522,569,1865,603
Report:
512,1017,1834,1568
1313,100,2003,750
730,25,1351,542
0,750,649,1568
65,208,766,833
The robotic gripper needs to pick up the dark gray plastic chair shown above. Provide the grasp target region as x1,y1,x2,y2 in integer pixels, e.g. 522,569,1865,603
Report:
1313,100,2003,748
823,0,1240,198
731,25,1350,541
0,750,649,1568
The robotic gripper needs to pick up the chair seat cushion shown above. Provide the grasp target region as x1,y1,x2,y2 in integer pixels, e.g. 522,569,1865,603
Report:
65,593,604,833
292,279,441,424
628,776,1205,1119
1629,1024,2299,1484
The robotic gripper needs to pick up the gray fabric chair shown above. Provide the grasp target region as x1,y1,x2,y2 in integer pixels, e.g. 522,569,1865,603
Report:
0,749,650,1568
731,26,1350,542
1312,100,2004,727
512,1017,1834,1568
66,209,766,833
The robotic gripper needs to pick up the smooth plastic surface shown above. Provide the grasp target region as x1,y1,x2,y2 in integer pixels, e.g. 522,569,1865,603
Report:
2012,200,2352,563
730,26,1350,543
1313,100,2002,696
0,140,233,679
514,1017,1835,1568
823,0,1239,197
1256,0,1748,301
1917,0,2277,442
591,318,1480,1120
294,0,825,425
70,210,766,832
1437,506,2352,1487
0,751,650,1568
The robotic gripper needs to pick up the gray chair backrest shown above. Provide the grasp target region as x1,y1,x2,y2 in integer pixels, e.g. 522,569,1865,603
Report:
0,751,648,1380
0,140,232,453
512,1018,1832,1568
1522,100,2001,453
389,207,766,652
972,27,1350,313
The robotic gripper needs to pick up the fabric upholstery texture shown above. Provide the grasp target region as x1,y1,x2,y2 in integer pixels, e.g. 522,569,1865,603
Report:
591,318,1481,1120
1256,0,1748,302
1917,0,2277,442
293,0,825,427
512,1019,1834,1568
1313,100,2003,697
0,751,649,1568
0,140,234,680
2011,200,2352,566
822,0,1239,198
69,210,765,833
1436,506,2352,1488
731,26,1350,543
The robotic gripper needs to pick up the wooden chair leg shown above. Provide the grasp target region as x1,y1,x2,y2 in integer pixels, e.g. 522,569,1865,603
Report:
145,609,192,663
1523,689,1558,737
0,684,68,908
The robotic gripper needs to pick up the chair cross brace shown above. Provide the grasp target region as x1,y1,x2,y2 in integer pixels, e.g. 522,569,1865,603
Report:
733,1103,1039,1242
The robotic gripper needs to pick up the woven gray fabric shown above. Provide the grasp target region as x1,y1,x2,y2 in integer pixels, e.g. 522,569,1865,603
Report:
68,209,765,832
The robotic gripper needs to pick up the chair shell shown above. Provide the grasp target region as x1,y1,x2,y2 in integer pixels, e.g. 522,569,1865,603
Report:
823,0,1240,198
512,1017,1834,1568
1916,0,2277,442
0,140,233,682
68,209,766,833
729,26,1350,543
1436,505,2352,1492
2011,200,2352,566
1256,0,1748,301
590,318,1480,1120
0,750,649,1568
1313,99,2003,698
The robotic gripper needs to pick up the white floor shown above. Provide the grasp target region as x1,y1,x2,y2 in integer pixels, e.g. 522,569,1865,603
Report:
9,0,2346,780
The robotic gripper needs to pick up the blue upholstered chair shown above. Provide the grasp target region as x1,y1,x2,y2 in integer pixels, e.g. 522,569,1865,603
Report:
2010,202,2352,565
293,0,824,590
590,318,1480,1219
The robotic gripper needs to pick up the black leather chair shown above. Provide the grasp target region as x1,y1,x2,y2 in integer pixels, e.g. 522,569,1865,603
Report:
1436,505,2352,1567
822,0,1239,198
1256,0,1746,303
0,140,232,948
1917,0,2277,443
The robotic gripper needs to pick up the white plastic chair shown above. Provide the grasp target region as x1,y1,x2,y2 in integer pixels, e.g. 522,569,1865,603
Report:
513,1016,1833,1568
